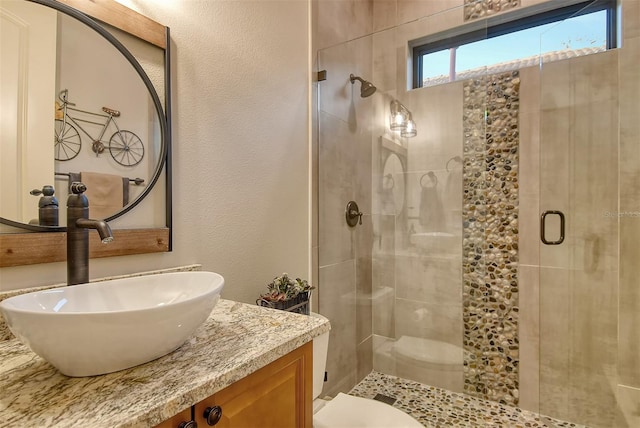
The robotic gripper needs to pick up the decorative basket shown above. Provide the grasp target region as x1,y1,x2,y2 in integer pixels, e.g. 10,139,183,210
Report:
256,290,311,315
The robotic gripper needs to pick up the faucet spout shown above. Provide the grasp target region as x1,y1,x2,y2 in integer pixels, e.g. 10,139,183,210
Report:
67,182,114,285
76,218,114,243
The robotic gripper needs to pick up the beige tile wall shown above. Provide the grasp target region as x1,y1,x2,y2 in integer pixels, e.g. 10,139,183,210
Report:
317,34,375,396
517,65,540,414
616,385,640,428
394,254,461,305
372,214,396,338
538,266,571,418
356,224,374,344
373,0,397,33
518,66,540,269
618,0,640,394
319,259,358,397
398,0,462,25
315,0,374,51
518,265,539,412
538,50,620,427
386,78,464,391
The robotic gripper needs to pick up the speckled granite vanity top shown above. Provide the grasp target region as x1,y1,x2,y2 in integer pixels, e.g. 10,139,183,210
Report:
0,299,329,427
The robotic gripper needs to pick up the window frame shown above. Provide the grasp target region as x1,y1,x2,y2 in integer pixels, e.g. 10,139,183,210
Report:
412,0,618,89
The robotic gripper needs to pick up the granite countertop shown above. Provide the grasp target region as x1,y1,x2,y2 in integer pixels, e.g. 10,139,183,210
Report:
0,299,330,427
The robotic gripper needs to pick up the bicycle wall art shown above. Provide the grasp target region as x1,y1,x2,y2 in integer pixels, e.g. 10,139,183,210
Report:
54,89,145,167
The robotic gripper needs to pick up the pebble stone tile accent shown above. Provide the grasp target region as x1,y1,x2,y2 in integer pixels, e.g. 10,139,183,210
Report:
464,0,521,21
349,371,586,428
462,71,520,405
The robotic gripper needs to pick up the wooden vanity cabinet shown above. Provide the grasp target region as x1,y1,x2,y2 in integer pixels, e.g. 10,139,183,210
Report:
155,342,312,428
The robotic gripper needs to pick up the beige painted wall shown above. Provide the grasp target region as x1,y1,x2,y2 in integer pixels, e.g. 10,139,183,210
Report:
0,0,311,306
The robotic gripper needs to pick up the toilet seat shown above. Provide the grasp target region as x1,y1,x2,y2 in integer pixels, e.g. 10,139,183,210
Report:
313,393,423,428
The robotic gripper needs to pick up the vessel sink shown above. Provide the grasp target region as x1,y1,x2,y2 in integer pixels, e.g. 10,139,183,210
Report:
0,271,224,377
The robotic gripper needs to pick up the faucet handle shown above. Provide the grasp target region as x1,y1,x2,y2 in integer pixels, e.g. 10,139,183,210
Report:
30,185,56,197
70,182,87,194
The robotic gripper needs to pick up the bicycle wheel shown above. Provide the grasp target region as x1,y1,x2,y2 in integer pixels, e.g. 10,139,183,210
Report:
54,119,81,161
109,130,145,166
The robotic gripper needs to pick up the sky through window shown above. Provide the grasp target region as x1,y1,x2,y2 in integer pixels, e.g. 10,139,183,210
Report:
421,10,608,85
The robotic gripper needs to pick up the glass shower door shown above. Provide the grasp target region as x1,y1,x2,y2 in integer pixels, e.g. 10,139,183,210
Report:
538,3,640,426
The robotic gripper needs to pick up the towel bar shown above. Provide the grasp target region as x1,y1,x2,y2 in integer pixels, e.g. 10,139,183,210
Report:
55,172,144,185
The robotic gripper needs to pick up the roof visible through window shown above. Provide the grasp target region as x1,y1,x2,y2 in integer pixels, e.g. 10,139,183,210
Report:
412,0,617,88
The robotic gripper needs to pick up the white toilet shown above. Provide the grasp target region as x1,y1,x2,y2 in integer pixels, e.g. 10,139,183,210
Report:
311,313,423,428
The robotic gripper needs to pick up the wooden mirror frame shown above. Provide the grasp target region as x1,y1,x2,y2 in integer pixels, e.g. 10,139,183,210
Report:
0,0,172,267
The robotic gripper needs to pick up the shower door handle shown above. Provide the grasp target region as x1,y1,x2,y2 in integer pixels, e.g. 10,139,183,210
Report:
540,210,565,245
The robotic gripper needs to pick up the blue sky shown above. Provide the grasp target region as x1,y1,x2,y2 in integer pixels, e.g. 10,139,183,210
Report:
424,10,607,78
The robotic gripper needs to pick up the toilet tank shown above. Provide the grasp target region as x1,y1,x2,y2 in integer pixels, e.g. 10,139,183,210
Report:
310,312,329,399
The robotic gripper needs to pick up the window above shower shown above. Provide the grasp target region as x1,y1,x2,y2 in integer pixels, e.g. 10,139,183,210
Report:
411,0,618,89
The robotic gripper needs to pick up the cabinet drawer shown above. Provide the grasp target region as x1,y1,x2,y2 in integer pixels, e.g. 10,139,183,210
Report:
194,342,312,428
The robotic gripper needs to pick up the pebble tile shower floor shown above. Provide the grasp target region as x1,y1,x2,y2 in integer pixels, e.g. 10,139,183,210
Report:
348,372,586,428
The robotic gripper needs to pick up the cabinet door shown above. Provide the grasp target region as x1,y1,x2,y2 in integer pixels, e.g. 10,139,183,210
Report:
154,407,193,428
194,341,312,428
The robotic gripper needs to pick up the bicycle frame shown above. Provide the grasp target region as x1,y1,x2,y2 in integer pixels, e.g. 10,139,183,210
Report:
60,103,121,146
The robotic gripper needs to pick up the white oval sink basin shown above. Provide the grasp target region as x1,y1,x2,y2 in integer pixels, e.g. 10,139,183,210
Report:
0,271,224,377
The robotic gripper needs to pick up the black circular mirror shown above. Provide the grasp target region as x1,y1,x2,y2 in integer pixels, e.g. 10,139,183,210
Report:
0,0,167,231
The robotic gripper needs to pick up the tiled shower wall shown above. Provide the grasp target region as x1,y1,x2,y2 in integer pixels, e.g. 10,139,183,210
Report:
313,1,640,426
316,34,375,397
618,3,640,428
538,51,619,428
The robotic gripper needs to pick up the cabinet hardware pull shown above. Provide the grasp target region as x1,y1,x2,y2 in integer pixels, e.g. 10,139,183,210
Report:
178,421,197,428
204,406,223,426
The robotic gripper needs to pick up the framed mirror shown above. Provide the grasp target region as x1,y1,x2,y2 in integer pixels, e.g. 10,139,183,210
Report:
0,0,172,266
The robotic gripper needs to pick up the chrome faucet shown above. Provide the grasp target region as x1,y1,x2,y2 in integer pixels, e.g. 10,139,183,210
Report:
67,182,114,285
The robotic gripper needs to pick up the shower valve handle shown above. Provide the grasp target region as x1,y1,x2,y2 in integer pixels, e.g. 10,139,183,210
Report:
350,210,363,225
345,201,363,227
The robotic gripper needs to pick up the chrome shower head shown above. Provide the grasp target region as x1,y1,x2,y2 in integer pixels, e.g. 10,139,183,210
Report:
350,74,377,98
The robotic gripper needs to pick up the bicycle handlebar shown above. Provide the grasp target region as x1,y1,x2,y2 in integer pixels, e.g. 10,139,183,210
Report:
58,89,76,106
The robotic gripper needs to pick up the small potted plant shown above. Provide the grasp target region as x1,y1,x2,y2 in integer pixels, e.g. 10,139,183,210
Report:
257,273,314,315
